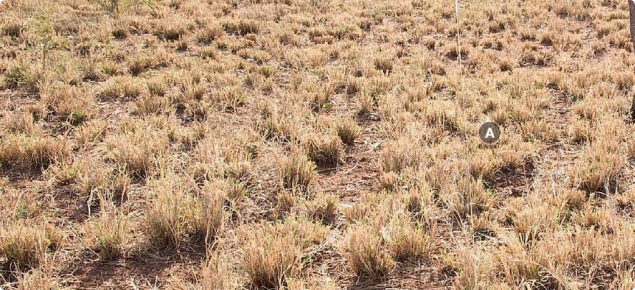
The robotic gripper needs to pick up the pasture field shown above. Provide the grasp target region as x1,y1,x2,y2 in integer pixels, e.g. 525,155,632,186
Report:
2,0,635,288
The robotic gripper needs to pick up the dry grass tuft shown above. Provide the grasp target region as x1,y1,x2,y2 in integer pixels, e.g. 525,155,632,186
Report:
335,119,360,145
145,177,196,248
304,135,343,167
0,222,58,269
380,138,424,173
154,21,187,41
3,64,40,91
192,188,226,244
90,206,128,260
387,216,436,262
0,134,71,171
279,154,316,189
570,140,624,193
97,76,142,101
223,20,260,36
16,268,59,290
442,177,494,221
307,193,339,224
5,112,36,134
341,225,395,278
197,25,224,44
239,219,328,289
200,251,238,290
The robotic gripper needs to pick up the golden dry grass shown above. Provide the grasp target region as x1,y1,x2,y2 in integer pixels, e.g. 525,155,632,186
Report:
2,0,635,288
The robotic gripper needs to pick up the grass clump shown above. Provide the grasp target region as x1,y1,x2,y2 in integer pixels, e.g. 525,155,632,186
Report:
5,112,36,135
191,189,226,244
570,129,625,193
279,154,316,189
154,21,187,41
222,20,260,36
145,177,195,248
15,268,59,290
3,64,40,91
307,193,339,224
2,22,22,38
200,251,238,290
336,119,360,145
196,25,224,44
0,222,59,269
387,216,435,262
571,147,623,193
304,135,343,167
380,138,423,173
239,218,328,289
90,203,128,260
341,226,395,278
106,127,168,179
0,134,71,171
97,76,142,101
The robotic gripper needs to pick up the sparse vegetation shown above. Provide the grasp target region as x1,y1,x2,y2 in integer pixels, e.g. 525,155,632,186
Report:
3,0,635,288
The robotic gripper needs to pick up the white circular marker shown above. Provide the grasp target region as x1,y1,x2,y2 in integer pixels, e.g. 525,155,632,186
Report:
478,121,501,145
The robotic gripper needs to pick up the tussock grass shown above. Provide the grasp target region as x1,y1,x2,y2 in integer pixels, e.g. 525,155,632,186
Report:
0,134,71,171
192,188,226,244
387,216,435,262
40,83,94,125
341,226,394,278
97,76,142,100
380,138,424,173
5,112,36,134
570,135,625,193
16,269,59,290
90,206,128,260
239,218,328,289
442,177,494,221
200,251,238,290
154,21,188,41
196,25,224,44
3,64,40,91
145,176,196,248
135,94,170,115
279,154,316,189
105,123,169,179
335,119,360,145
306,193,339,224
304,135,343,167
0,222,59,269
223,20,260,36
